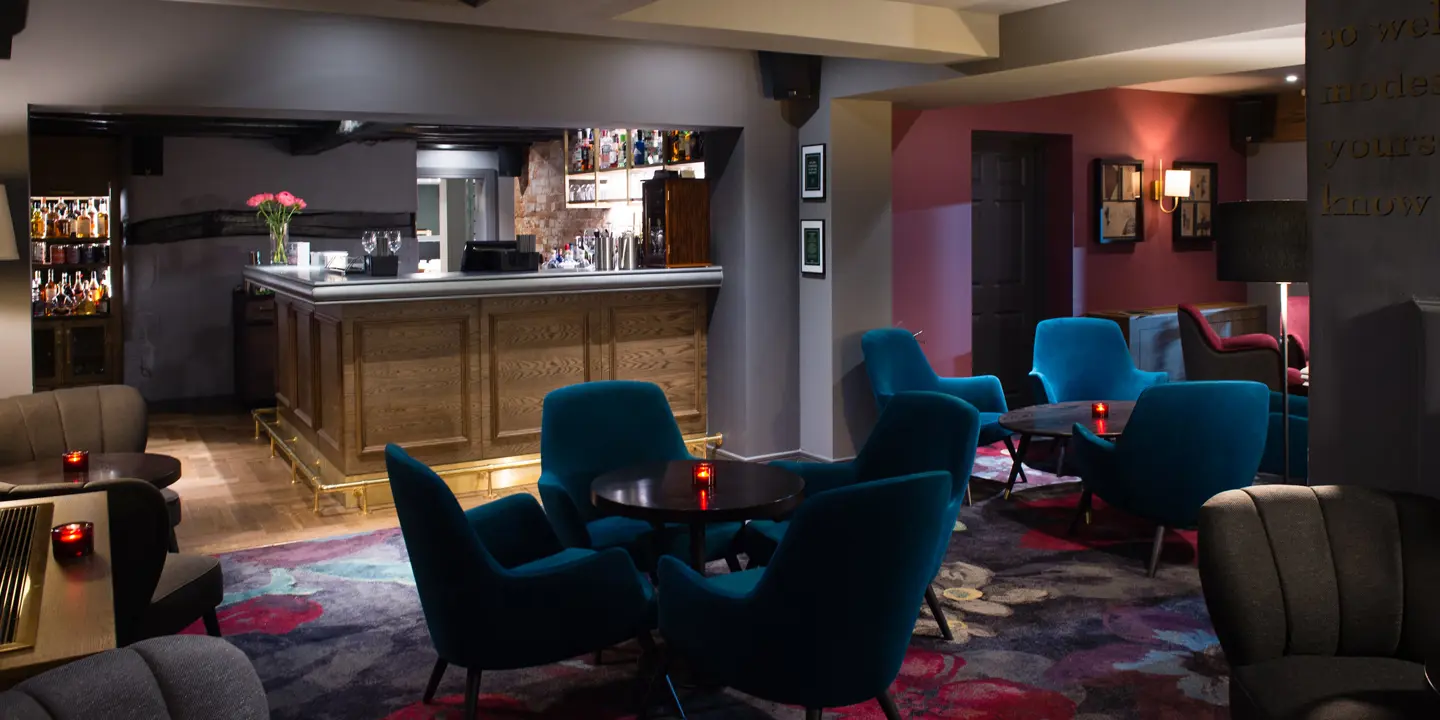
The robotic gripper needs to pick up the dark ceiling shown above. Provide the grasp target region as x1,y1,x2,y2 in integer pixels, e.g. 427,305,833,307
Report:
28,112,563,155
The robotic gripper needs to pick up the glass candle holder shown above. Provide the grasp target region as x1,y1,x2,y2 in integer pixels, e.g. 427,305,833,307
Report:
62,450,89,473
1091,402,1109,419
692,462,715,488
51,522,95,560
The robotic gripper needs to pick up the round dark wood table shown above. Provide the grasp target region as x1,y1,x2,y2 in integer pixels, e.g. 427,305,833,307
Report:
592,459,805,573
996,401,1135,499
0,452,182,489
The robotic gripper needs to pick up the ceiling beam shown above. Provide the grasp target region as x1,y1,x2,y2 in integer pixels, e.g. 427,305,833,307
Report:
289,121,399,155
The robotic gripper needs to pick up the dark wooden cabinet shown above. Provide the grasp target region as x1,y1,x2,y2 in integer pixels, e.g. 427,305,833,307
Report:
641,177,710,268
32,319,115,390
233,290,277,408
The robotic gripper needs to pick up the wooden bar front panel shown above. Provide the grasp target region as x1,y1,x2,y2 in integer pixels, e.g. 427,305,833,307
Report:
275,288,710,476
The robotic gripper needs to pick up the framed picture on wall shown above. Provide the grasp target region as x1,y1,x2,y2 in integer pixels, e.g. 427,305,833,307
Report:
800,144,826,201
1094,158,1144,244
800,219,826,277
1172,161,1217,241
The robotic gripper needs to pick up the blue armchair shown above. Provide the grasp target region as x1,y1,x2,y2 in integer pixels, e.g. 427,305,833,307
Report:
385,445,655,720
739,391,980,641
1029,317,1168,405
1260,391,1308,480
537,381,741,569
658,471,954,720
1069,381,1269,577
862,328,1019,487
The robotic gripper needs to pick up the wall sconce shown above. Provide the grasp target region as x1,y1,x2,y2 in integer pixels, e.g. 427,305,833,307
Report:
1152,163,1191,214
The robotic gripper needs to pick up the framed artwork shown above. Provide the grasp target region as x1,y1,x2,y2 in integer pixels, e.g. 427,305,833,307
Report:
800,219,825,277
1172,161,1217,241
1094,158,1145,244
800,144,826,201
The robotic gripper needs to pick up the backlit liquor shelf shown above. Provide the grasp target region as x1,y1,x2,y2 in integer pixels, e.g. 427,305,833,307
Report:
27,191,125,390
564,129,705,207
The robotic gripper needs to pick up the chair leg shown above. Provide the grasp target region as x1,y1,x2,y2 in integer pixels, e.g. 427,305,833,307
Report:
167,528,179,553
805,710,824,720
1146,525,1166,578
463,668,482,720
724,554,743,573
1055,445,1067,476
1003,435,1031,499
877,691,902,720
201,609,221,637
964,482,973,507
1067,488,1093,536
423,659,448,703
923,586,954,641
594,649,604,666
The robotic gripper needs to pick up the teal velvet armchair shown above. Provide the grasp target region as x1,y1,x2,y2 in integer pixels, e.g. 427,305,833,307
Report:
386,444,656,720
739,391,980,641
537,381,741,569
1069,381,1269,576
657,471,954,720
1029,317,1168,404
862,328,1019,485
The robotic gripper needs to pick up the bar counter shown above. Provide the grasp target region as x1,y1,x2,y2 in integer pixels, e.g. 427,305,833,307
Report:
241,265,722,512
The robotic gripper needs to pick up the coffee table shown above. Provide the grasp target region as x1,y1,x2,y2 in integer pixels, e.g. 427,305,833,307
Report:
1428,659,1439,696
592,460,805,573
996,401,1134,499
0,452,182,489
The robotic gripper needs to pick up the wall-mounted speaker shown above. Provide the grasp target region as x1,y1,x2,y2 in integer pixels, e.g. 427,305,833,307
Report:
0,0,28,60
132,136,164,177
497,144,528,178
1231,95,1277,147
758,51,821,100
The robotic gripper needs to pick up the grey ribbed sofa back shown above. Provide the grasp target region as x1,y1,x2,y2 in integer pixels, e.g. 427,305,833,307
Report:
0,386,147,467
1199,485,1440,667
0,636,266,719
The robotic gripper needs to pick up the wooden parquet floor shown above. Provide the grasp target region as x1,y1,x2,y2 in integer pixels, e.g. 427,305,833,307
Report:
150,410,494,555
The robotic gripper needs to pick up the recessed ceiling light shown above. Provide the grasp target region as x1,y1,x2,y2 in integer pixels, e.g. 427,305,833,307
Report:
1285,75,1299,83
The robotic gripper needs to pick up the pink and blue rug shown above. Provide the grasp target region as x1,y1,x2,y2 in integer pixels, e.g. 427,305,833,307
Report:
192,446,1228,719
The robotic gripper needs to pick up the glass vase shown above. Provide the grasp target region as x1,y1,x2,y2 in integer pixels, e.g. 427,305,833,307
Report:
270,223,289,265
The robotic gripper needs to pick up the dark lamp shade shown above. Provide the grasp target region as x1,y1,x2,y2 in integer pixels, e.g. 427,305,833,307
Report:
1214,200,1310,283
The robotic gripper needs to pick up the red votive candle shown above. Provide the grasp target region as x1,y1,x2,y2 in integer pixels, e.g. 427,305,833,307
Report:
692,462,715,487
62,450,89,473
1091,402,1109,419
51,522,94,560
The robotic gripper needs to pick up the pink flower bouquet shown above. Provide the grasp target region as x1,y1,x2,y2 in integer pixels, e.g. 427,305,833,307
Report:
248,191,308,263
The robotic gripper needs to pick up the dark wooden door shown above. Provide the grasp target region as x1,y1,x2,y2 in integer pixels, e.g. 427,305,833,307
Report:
972,134,1046,408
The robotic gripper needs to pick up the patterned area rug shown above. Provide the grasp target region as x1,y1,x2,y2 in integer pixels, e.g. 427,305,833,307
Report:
192,444,1227,719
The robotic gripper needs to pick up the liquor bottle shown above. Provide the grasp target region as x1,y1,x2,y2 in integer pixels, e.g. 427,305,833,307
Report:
92,272,109,315
94,199,110,239
77,273,96,315
31,272,42,317
49,243,66,265
634,133,646,166
74,200,93,239
42,270,60,315
45,201,61,238
30,200,45,238
54,202,72,238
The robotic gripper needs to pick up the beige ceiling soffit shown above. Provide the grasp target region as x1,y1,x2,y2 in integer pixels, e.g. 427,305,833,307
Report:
955,0,1304,74
616,0,1000,63
863,27,1303,108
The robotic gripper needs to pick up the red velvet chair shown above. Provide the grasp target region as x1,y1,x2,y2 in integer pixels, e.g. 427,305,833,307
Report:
1177,304,1303,392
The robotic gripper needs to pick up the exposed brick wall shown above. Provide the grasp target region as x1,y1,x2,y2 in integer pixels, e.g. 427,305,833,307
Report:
515,141,608,252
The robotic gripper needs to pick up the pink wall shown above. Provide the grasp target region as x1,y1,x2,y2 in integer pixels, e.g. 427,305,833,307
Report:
1288,295,1310,359
893,88,1249,376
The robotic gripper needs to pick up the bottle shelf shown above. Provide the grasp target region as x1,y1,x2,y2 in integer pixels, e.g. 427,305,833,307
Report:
33,313,112,322
30,238,113,245
34,263,109,271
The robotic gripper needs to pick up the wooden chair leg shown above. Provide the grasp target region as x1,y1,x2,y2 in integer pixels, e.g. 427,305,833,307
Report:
464,669,482,720
923,586,954,641
1147,525,1166,578
201,609,221,637
594,649,604,665
1067,488,1093,536
724,554,742,573
805,710,824,720
877,691,902,720
423,659,447,703
167,529,180,553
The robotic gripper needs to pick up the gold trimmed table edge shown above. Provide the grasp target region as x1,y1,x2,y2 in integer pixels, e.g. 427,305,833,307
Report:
252,408,724,515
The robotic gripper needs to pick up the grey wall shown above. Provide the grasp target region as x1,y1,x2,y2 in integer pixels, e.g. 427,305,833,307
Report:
1308,0,1435,493
0,0,798,457
123,137,418,401
1245,140,1308,336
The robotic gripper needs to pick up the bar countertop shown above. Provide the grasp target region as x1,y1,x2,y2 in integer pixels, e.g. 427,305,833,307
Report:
242,265,723,305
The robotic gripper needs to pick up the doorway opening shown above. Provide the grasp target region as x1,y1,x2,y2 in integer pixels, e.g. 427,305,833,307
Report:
970,131,1069,408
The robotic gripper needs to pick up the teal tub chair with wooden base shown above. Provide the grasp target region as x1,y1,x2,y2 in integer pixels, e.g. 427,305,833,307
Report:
386,444,657,720
1069,381,1269,577
656,471,954,720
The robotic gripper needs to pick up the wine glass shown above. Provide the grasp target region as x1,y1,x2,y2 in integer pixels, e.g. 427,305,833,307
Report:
384,230,402,256
360,231,378,256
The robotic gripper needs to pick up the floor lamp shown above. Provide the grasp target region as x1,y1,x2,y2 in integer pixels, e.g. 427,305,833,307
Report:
1213,200,1310,484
